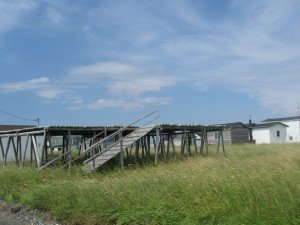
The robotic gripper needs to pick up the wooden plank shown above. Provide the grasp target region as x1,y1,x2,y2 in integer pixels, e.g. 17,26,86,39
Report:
0,137,4,160
217,130,221,155
205,129,209,156
154,127,159,165
221,128,226,156
22,134,30,166
119,131,124,171
193,133,198,155
11,137,19,164
67,131,72,169
4,136,11,165
171,134,176,155
32,135,41,169
17,135,22,165
200,131,204,156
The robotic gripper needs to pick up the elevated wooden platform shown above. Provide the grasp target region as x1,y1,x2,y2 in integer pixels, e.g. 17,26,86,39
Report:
0,123,225,171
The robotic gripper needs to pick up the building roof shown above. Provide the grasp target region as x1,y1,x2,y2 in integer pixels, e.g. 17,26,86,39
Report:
0,124,36,132
252,122,288,129
262,116,300,122
222,122,248,129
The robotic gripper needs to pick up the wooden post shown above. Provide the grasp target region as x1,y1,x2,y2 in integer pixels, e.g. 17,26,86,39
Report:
32,135,41,169
22,134,30,166
17,135,22,166
4,136,11,165
193,133,198,155
221,128,226,156
187,132,191,156
30,136,33,166
119,130,124,171
166,133,170,157
205,129,209,156
154,126,159,165
161,134,166,159
11,137,19,164
0,137,4,163
200,131,204,156
217,130,221,155
171,134,176,155
67,131,72,169
181,130,185,155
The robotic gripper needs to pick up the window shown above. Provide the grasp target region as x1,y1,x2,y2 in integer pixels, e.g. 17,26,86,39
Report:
289,136,293,141
276,131,280,137
214,132,219,140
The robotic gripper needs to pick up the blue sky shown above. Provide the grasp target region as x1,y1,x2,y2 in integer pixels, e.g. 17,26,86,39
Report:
0,0,299,126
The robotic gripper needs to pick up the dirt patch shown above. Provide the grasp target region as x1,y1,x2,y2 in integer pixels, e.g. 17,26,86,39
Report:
0,200,61,225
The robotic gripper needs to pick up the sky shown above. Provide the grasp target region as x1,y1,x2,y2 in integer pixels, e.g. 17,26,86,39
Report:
0,0,300,126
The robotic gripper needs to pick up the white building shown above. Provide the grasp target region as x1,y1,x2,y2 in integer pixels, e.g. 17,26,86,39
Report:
262,116,300,142
252,122,288,144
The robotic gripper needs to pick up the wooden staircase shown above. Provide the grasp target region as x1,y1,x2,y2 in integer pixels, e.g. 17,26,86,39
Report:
82,125,156,172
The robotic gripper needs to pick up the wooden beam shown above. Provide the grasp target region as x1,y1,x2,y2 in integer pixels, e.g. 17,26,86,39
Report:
22,134,30,166
221,128,226,156
119,130,124,171
32,135,41,169
4,136,12,165
0,137,4,161
205,129,209,156
200,131,204,156
217,130,221,155
11,137,19,164
154,127,159,165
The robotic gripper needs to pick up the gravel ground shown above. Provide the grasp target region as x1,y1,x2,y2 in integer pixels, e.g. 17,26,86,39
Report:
0,200,61,225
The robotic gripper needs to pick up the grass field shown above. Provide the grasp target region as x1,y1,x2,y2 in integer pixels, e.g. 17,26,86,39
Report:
0,144,299,225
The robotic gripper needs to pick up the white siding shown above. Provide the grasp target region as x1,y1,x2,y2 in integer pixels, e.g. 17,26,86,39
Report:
269,124,287,144
281,120,300,142
253,128,270,144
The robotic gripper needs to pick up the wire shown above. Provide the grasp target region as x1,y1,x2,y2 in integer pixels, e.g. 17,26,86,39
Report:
0,108,39,124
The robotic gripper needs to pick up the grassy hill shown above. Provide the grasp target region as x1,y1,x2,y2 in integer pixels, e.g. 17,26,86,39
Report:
0,144,299,225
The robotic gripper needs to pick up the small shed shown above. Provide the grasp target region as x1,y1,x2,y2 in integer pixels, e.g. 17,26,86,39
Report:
208,122,249,144
252,122,288,144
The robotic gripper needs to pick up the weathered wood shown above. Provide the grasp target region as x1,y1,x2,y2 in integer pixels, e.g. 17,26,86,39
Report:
217,130,221,155
22,134,30,166
221,128,226,155
205,129,209,156
32,135,41,169
200,131,204,156
30,136,33,166
119,131,124,171
4,136,12,165
154,127,159,165
171,134,176,155
0,137,4,161
67,131,72,169
11,137,19,164
17,135,22,165
193,133,198,154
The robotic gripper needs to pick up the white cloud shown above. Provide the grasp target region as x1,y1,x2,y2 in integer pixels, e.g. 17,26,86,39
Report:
0,77,50,92
109,76,179,96
70,96,171,111
0,77,67,99
36,88,67,99
0,0,37,35
69,62,139,79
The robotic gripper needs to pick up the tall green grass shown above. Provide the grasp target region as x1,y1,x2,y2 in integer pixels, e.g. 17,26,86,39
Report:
0,144,299,225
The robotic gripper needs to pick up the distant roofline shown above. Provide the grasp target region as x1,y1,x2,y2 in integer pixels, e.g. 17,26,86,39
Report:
221,122,249,129
262,116,300,122
252,122,289,129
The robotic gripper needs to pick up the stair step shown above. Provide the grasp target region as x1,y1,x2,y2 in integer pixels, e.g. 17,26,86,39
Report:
82,125,156,172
